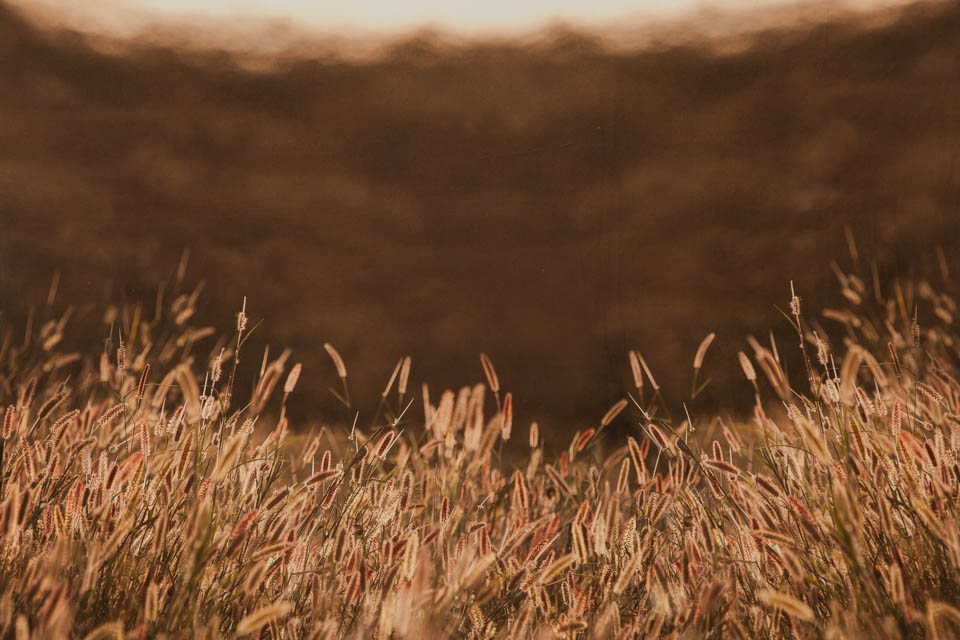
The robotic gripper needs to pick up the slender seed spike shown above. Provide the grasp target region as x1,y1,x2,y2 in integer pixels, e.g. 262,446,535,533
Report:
693,332,716,370
600,398,628,427
398,356,412,396
480,353,500,393
324,343,347,378
283,363,302,394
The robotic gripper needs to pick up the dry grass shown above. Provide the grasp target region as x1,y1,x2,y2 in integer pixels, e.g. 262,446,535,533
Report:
1,265,959,639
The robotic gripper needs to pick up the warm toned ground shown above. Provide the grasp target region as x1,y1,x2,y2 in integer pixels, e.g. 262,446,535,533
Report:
0,0,957,434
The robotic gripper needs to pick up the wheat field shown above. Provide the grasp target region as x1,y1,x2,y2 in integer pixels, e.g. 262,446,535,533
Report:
1,264,959,639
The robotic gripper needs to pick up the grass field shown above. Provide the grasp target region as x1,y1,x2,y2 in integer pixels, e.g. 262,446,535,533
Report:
1,263,959,638
3,1,960,635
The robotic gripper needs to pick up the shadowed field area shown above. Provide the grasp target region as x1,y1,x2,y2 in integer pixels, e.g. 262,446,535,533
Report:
0,0,957,432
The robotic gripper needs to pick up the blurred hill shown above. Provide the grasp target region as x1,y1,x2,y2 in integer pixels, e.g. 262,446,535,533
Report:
0,1,957,437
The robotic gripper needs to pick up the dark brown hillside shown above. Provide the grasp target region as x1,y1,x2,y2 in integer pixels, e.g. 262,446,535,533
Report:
0,1,957,436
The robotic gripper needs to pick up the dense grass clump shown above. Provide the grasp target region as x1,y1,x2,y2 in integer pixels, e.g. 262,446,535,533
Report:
1,267,959,639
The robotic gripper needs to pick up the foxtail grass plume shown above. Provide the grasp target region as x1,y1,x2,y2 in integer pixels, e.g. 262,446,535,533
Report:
480,353,499,393
323,343,347,379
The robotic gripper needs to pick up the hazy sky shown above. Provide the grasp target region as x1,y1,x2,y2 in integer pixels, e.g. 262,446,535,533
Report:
53,0,765,30
19,0,904,37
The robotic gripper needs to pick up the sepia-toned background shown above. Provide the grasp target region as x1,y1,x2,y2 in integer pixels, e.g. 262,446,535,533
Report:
0,0,957,436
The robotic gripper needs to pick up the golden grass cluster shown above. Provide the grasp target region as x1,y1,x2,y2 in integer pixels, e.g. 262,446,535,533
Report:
1,267,960,639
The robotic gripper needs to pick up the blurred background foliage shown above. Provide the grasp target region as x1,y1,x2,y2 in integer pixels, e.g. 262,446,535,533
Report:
0,0,957,435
